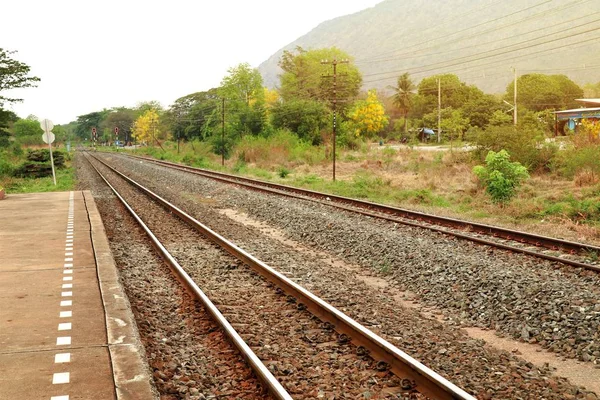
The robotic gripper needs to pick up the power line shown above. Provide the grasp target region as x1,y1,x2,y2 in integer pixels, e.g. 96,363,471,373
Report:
358,11,600,66
363,33,600,84
360,0,554,62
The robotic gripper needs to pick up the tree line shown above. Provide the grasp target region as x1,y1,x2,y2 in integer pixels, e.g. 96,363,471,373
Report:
0,46,592,155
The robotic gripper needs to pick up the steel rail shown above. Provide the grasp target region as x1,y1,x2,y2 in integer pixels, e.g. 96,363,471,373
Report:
83,153,293,400
123,153,600,272
89,152,476,400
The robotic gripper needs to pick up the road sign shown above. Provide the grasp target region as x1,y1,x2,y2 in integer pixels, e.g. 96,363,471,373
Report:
42,132,55,144
40,119,54,133
40,118,55,144
114,127,119,134
39,119,57,186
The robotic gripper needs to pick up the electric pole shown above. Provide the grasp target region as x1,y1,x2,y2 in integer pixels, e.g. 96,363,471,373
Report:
437,78,441,143
513,67,518,125
221,97,225,166
321,58,349,181
176,111,180,154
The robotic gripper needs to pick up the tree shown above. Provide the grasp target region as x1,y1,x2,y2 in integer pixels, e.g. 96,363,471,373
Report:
388,73,415,133
219,63,265,136
271,99,329,144
505,74,582,112
13,119,43,137
0,109,17,147
132,109,160,145
441,108,469,142
219,63,263,106
551,75,583,109
278,46,362,106
75,110,109,140
166,89,220,142
422,107,469,141
136,101,163,115
583,81,600,97
488,110,513,127
348,90,389,138
105,108,136,143
416,74,484,118
462,94,502,128
0,49,40,106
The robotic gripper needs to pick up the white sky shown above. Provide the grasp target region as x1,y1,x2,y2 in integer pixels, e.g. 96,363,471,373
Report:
2,0,382,124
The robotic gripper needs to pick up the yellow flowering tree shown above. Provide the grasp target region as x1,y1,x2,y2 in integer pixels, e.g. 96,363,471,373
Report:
348,90,388,137
132,109,159,145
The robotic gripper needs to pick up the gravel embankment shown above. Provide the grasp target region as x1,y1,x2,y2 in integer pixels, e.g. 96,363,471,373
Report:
86,154,421,399
76,155,271,400
90,152,600,399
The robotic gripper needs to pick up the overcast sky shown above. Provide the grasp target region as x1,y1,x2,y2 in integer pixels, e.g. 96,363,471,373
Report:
2,0,382,124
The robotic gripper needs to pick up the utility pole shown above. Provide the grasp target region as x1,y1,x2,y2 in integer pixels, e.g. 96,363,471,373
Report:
221,97,225,166
513,67,518,125
437,78,441,143
321,58,348,181
176,112,181,154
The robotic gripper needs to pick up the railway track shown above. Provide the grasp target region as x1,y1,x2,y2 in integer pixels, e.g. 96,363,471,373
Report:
120,153,600,272
83,151,475,400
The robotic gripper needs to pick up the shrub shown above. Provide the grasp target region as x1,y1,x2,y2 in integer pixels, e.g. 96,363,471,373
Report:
558,121,600,182
0,159,14,176
472,125,555,171
473,150,529,203
277,166,291,178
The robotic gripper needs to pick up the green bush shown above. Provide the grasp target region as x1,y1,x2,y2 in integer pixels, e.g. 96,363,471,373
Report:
277,166,291,178
559,143,600,180
473,150,529,203
0,158,14,176
472,125,556,171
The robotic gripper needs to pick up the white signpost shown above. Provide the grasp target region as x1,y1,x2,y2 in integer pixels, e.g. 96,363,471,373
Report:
40,119,57,186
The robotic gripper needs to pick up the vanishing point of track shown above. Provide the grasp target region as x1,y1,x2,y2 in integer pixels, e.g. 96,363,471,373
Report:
122,153,600,273
83,151,476,400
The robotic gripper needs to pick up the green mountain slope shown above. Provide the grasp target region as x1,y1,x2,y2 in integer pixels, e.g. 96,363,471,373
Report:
258,0,600,94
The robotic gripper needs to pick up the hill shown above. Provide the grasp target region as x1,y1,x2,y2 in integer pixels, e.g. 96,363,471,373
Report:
258,0,600,94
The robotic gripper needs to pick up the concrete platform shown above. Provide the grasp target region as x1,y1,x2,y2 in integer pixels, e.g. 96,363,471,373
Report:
0,191,156,400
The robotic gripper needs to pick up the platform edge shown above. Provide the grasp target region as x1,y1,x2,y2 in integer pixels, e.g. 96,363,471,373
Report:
83,190,158,400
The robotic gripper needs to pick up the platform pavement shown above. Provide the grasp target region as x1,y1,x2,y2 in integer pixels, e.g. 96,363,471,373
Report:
0,191,156,400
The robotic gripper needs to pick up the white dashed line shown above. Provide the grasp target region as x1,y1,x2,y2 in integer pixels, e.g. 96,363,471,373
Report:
52,372,70,384
64,264,73,268
58,323,72,331
61,292,73,297
51,395,69,400
62,284,73,289
60,301,72,307
63,270,73,274
55,353,71,363
56,337,71,346
63,276,73,281
60,311,72,318
65,252,73,256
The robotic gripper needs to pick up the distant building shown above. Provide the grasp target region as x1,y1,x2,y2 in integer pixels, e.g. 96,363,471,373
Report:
553,99,600,135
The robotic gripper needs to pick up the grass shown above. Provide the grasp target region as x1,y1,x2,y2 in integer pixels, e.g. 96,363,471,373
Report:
0,145,76,194
1,165,75,193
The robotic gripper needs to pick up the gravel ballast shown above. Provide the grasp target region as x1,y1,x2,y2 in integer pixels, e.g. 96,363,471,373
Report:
85,152,600,399
76,155,271,400
87,155,424,399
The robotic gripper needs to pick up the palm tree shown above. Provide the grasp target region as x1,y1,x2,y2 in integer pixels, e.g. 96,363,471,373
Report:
389,73,415,134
